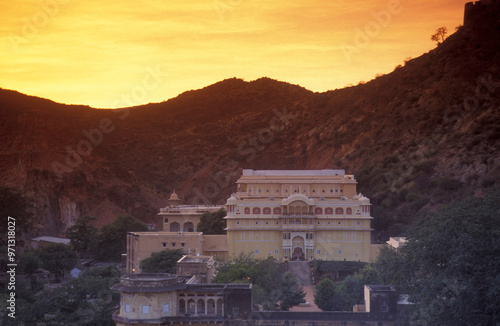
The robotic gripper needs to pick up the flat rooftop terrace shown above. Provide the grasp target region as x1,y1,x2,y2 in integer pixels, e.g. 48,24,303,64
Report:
242,169,346,176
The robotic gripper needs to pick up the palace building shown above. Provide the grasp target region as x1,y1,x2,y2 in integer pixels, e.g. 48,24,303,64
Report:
225,169,377,262
112,272,252,326
158,191,223,232
123,169,379,274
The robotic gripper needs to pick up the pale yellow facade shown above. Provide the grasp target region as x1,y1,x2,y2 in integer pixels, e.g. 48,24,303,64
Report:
126,232,204,273
126,232,228,273
158,191,223,232
203,235,228,261
118,286,178,321
225,170,374,262
126,169,377,273
112,273,245,325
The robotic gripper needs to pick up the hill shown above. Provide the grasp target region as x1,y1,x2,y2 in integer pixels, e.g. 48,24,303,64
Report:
1,3,499,240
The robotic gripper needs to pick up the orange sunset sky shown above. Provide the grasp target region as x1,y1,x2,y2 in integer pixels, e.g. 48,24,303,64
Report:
1,0,466,108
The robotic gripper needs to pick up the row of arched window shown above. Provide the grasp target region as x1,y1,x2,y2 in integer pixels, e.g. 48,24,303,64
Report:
179,298,223,316
316,207,354,215
241,207,366,215
169,222,195,232
244,207,281,215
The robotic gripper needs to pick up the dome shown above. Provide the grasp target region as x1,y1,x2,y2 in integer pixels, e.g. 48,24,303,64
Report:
281,193,315,206
169,191,179,201
226,194,238,205
356,193,370,203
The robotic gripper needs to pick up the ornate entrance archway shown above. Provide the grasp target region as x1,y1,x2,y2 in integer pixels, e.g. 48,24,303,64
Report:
292,236,305,260
293,247,304,261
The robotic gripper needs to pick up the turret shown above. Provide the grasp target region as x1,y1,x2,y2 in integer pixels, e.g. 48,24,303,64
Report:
167,190,182,206
464,0,500,26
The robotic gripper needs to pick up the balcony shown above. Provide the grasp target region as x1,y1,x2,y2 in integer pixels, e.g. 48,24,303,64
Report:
280,213,315,217
281,224,316,231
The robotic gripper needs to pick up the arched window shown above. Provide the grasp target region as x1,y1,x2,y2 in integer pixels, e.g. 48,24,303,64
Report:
183,222,194,232
315,207,323,215
325,207,333,214
216,299,223,315
170,222,180,232
187,299,196,314
336,208,344,215
273,207,282,215
263,207,271,214
253,207,261,214
346,208,352,215
197,300,205,315
244,207,250,214
179,299,186,314
207,299,216,314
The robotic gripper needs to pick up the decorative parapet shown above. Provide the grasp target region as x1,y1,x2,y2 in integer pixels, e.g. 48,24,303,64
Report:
112,273,188,293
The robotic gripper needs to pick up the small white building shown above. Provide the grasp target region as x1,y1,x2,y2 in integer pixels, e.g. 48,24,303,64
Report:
386,237,407,252
30,236,71,249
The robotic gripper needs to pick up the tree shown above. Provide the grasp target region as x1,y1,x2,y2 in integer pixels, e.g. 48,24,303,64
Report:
334,264,380,310
17,265,120,326
374,187,500,326
140,249,184,273
213,255,305,310
314,278,342,311
38,243,77,277
212,253,260,283
96,214,148,261
431,26,448,45
279,272,306,311
373,245,407,285
66,215,99,253
197,209,227,234
19,249,40,275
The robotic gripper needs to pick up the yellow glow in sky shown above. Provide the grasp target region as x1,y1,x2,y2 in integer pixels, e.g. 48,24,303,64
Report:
0,0,466,108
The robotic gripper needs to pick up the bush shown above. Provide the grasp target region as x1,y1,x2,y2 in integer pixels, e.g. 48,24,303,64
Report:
140,249,184,273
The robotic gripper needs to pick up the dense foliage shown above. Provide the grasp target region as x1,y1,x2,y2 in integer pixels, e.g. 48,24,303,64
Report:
213,254,305,310
14,243,77,278
1,213,148,325
314,278,339,311
37,243,77,277
388,187,500,326
66,215,99,253
140,249,184,273
66,214,147,261
12,265,121,326
18,249,41,275
312,260,367,282
334,265,379,311
312,188,500,324
197,209,227,235
313,264,379,311
95,214,148,261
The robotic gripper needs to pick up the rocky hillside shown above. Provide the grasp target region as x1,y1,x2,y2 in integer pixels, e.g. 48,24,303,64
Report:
1,4,499,240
